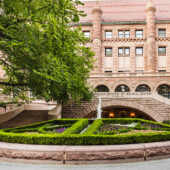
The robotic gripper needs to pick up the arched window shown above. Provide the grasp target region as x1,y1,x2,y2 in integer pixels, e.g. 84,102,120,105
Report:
115,84,130,92
157,84,170,99
136,84,151,92
95,85,109,92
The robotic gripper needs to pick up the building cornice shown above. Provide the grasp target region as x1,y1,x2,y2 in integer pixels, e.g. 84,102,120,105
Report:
70,20,170,26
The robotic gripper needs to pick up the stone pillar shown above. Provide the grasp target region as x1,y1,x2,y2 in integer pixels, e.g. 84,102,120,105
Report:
145,0,157,72
92,1,102,73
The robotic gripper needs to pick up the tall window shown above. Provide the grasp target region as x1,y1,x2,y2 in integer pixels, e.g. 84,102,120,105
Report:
105,31,112,38
158,47,166,68
158,29,166,37
83,31,90,38
118,47,130,56
118,47,130,70
135,30,143,38
105,48,112,57
136,47,144,68
118,30,130,38
136,47,143,55
158,47,166,55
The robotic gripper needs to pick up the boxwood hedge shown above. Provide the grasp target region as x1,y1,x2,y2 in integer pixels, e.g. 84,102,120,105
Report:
0,118,169,145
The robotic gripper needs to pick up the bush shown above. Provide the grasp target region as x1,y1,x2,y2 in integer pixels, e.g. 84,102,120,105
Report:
0,118,169,145
83,119,102,135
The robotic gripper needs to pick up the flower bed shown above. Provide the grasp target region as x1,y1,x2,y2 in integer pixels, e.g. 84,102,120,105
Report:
0,118,169,145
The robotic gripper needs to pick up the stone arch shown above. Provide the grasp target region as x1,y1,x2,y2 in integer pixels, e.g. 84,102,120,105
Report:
154,80,170,91
134,80,153,92
79,99,163,122
91,80,112,92
135,84,151,92
95,85,109,92
111,80,133,92
115,84,130,92
157,84,170,99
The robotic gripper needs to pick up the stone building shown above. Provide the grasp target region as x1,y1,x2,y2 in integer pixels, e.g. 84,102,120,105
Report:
62,0,170,122
1,0,170,127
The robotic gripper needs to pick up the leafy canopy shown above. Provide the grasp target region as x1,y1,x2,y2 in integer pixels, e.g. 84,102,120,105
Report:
0,0,94,104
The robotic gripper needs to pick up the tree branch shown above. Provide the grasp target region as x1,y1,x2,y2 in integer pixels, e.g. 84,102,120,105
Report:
0,81,28,87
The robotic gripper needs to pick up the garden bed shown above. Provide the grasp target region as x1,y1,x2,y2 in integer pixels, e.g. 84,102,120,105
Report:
0,118,169,145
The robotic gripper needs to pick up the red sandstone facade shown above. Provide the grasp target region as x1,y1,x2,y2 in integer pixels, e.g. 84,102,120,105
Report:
60,0,170,122
75,0,170,95
1,0,170,124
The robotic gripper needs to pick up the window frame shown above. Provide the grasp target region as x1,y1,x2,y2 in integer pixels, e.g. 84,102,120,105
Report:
118,47,130,56
105,47,113,57
83,31,90,38
105,30,113,38
118,30,130,38
158,47,166,56
135,47,143,56
158,29,166,37
135,30,143,38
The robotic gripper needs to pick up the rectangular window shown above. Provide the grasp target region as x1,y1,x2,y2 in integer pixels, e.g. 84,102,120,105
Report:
158,29,166,37
136,70,143,73
158,47,166,55
118,47,130,56
118,30,130,38
105,31,112,38
118,48,123,56
105,71,112,73
136,47,143,55
118,70,130,73
125,47,130,55
105,48,112,57
124,30,130,38
136,30,143,38
159,70,166,72
118,30,124,38
83,31,90,38
105,71,112,76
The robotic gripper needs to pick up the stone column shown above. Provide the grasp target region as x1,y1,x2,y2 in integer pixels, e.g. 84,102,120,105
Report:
92,1,103,73
145,0,157,72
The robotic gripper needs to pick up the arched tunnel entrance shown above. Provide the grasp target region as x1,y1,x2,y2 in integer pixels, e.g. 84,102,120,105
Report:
86,106,154,121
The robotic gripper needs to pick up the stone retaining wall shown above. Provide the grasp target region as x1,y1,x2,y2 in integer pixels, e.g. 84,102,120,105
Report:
0,141,169,164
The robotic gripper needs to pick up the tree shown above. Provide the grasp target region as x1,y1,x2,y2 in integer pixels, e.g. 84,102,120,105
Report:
0,0,94,105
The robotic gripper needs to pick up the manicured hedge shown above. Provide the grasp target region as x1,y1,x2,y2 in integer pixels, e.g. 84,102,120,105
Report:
3,119,78,132
83,119,102,135
0,131,169,145
0,118,169,145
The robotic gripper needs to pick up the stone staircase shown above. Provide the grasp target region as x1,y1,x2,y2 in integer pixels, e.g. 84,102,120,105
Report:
62,93,170,122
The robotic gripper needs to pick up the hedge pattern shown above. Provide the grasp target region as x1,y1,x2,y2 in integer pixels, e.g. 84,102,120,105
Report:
0,118,169,145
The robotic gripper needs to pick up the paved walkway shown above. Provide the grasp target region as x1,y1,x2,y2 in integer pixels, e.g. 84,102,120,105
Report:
0,158,170,170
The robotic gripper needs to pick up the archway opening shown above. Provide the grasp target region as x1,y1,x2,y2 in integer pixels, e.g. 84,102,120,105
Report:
157,84,170,99
87,106,154,121
135,84,151,92
115,84,130,92
95,85,109,92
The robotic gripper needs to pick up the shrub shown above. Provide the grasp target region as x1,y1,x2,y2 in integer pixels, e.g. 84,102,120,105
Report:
0,118,169,145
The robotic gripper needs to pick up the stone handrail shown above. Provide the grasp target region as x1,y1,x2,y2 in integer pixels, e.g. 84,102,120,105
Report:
94,92,170,105
0,104,56,124
0,105,24,124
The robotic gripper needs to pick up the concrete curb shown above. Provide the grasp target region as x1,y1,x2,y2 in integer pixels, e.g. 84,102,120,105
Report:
0,141,170,164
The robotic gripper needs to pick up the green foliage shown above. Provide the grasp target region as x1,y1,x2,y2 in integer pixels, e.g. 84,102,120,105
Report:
62,119,88,134
83,119,102,135
0,118,170,145
0,0,94,104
